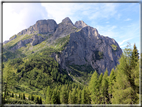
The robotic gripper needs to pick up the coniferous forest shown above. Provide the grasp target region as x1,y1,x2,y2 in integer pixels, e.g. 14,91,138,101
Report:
2,44,140,105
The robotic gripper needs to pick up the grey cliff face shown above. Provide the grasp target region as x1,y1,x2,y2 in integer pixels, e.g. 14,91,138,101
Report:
53,26,122,75
31,35,45,46
10,35,45,50
62,17,74,25
75,20,88,29
51,17,77,40
17,19,57,36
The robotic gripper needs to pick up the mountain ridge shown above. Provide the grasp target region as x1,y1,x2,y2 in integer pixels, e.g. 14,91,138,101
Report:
3,17,122,75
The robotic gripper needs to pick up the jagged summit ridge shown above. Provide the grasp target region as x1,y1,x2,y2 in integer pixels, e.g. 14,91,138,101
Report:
17,19,57,36
3,17,122,75
75,20,88,29
62,17,74,25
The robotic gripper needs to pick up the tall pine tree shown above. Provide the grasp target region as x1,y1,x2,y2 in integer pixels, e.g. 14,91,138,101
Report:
108,68,116,104
111,45,139,104
51,88,58,104
130,44,139,69
88,71,100,104
46,86,52,104
101,69,109,104
60,85,68,104
68,90,72,104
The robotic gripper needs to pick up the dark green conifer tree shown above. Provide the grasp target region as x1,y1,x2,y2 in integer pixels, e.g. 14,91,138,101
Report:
98,73,103,103
88,71,99,104
28,95,30,100
39,97,42,104
72,88,77,104
46,86,51,104
19,93,20,98
31,95,34,101
101,69,109,104
11,93,14,97
130,44,139,69
77,89,81,104
51,88,58,104
111,46,139,104
108,68,115,104
68,90,72,104
23,93,25,100
81,87,90,104
60,85,68,104
81,88,86,104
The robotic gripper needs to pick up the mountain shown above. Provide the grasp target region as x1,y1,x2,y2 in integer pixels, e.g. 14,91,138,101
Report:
3,17,122,82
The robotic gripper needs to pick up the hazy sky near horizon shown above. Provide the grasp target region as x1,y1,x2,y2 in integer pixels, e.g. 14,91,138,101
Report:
3,2,140,51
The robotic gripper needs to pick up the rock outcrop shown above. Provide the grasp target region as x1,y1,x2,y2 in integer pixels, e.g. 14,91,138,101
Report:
75,20,88,29
51,17,77,40
53,26,122,75
10,35,45,50
17,19,57,36
31,35,45,46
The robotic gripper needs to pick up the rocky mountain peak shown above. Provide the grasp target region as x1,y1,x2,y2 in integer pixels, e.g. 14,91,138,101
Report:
62,17,73,25
3,17,122,75
17,19,57,36
75,20,88,29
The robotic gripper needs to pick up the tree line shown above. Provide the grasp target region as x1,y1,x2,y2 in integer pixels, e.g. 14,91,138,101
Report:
45,44,139,104
2,44,140,104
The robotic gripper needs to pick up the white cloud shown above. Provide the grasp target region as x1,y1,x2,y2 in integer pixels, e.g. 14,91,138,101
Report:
88,3,118,20
124,18,131,21
41,3,119,24
118,38,133,46
41,3,84,24
3,3,47,42
94,25,117,38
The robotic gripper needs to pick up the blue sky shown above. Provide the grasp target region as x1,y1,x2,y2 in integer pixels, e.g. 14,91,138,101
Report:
3,2,140,52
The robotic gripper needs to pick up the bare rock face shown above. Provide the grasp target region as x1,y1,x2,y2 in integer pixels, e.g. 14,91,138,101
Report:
10,35,45,51
34,19,57,34
54,26,122,75
17,19,57,36
31,35,45,46
11,40,26,50
3,40,9,44
62,17,74,25
52,17,77,40
75,20,88,29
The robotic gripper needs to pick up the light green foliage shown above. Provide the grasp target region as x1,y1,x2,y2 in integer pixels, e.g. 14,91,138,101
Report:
108,69,115,103
4,34,32,49
60,85,68,104
10,35,17,40
53,35,70,50
81,87,90,104
88,71,100,104
77,89,81,104
69,64,94,85
68,91,72,104
111,44,117,51
111,44,139,104
46,86,51,104
101,69,109,104
72,88,77,104
130,44,139,69
51,88,58,104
